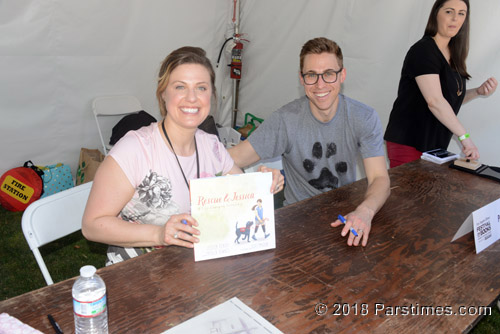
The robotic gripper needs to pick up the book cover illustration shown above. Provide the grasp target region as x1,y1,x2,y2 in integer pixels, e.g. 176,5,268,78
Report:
190,172,276,262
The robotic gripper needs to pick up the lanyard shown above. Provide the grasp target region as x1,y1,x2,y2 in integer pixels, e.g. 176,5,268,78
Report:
161,121,199,189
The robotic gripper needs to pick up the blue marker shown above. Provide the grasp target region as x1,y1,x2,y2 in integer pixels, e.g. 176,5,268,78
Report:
181,219,193,236
337,214,358,237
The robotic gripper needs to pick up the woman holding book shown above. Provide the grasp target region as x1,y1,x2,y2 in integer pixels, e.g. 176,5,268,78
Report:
384,0,497,168
82,46,283,265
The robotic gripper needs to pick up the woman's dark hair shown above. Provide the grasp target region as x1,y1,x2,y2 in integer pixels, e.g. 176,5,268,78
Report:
424,0,471,79
251,199,262,211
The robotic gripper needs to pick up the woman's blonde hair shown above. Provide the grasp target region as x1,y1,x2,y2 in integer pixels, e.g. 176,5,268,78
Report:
156,46,216,117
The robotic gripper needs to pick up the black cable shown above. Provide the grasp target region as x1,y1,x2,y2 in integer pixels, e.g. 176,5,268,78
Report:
216,37,234,67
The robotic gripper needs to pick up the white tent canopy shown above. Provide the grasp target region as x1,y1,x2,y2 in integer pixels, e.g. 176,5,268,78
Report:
1,0,499,176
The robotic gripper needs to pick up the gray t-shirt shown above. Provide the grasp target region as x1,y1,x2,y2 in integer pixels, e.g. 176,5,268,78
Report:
248,94,384,205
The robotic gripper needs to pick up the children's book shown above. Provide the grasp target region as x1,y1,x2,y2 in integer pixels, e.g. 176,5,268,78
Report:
162,297,283,333
190,172,276,262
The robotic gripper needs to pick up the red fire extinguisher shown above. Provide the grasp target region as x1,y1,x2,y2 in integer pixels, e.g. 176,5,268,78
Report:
230,40,243,79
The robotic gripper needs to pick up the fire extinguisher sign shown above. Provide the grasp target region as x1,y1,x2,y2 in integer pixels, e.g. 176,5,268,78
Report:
230,41,243,79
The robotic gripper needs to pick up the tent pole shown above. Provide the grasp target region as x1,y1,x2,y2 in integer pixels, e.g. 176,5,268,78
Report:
231,0,240,129
232,79,240,128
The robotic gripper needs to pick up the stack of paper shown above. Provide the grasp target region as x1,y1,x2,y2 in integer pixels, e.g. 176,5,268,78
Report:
0,313,43,334
421,149,459,164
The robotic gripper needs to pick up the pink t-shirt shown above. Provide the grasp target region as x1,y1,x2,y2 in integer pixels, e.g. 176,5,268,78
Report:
109,123,234,225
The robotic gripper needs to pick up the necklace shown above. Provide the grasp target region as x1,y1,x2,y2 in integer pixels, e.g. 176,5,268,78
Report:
453,66,463,97
161,121,199,190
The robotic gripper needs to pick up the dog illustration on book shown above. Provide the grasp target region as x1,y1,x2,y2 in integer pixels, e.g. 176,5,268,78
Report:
234,221,254,244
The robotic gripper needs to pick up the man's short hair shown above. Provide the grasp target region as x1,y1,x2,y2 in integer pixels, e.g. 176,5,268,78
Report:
299,37,343,71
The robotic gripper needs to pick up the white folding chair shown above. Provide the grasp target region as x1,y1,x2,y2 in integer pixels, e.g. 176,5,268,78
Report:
92,95,142,155
21,182,93,285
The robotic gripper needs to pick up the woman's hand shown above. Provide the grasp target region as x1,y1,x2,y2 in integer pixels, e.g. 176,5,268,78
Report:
162,214,200,248
476,77,498,97
460,137,479,160
257,165,285,194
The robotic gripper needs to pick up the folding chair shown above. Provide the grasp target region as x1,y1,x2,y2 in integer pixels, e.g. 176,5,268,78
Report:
92,95,143,155
21,182,93,285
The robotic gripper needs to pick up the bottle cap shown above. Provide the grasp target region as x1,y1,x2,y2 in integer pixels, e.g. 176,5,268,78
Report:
80,265,97,278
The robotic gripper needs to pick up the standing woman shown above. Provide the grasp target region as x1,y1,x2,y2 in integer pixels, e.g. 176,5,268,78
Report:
251,199,269,240
82,47,283,265
384,0,497,168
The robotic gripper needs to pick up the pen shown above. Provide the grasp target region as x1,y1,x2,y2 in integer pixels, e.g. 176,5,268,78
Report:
47,314,63,334
337,214,358,237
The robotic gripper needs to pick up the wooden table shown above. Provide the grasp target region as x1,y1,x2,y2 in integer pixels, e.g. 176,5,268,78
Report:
1,160,499,333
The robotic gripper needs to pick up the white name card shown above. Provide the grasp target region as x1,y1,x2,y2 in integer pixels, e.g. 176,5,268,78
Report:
451,198,500,253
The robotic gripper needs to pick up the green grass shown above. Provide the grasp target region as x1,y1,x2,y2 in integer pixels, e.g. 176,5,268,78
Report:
473,306,500,334
0,205,107,299
0,204,498,333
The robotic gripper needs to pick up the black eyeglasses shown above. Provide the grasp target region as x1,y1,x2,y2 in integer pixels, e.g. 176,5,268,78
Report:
301,68,343,85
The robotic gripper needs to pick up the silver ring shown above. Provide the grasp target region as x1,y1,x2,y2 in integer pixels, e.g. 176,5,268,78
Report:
357,229,363,235
174,232,179,239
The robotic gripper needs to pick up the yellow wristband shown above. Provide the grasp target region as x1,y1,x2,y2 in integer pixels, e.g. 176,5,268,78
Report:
458,133,470,141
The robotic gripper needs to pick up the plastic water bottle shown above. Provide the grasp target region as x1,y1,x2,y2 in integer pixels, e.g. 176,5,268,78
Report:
72,265,109,334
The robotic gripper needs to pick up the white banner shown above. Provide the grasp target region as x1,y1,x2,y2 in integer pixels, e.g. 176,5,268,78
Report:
1,0,500,176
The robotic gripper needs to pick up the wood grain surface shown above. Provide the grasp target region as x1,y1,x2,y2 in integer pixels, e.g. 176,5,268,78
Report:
1,160,499,333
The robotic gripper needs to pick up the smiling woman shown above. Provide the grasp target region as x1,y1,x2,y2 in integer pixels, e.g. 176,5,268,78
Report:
81,46,244,266
161,63,212,134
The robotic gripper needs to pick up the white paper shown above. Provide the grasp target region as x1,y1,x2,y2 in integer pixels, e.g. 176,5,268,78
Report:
162,297,283,334
451,214,473,242
451,198,500,254
472,198,500,253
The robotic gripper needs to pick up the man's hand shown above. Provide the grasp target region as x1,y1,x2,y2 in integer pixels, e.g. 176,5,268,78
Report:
258,165,284,194
331,207,374,247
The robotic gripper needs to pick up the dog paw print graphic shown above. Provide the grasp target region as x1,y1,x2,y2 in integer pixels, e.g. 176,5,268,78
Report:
302,142,348,190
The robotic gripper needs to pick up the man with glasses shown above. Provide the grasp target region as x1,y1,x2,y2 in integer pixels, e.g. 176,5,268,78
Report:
229,37,390,247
